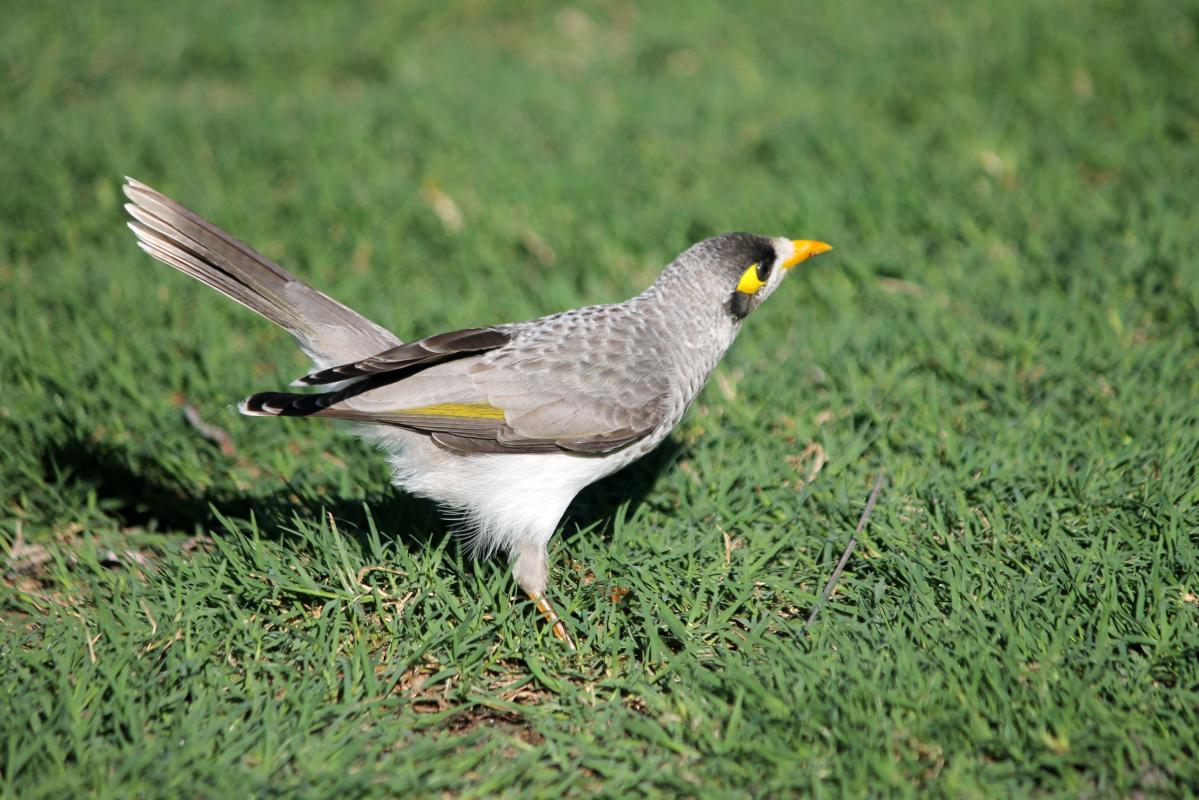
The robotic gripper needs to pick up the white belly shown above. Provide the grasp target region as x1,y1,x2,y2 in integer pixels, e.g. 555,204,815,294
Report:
356,425,659,559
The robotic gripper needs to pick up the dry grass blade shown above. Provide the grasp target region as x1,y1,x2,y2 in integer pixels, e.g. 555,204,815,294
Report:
803,473,886,631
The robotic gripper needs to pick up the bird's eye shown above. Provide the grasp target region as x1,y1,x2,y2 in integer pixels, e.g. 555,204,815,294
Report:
736,262,769,295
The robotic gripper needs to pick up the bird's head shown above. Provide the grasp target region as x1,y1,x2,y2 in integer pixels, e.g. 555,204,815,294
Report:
680,233,832,321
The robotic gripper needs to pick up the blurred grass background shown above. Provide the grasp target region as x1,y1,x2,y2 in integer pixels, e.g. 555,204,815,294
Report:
2,0,1198,796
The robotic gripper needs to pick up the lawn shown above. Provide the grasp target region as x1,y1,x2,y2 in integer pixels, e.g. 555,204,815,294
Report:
2,0,1197,796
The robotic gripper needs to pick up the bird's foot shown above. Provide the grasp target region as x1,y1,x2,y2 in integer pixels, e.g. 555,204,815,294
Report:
527,591,576,651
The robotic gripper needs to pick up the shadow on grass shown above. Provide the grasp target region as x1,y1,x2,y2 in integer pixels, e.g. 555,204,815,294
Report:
39,431,684,558
562,439,684,543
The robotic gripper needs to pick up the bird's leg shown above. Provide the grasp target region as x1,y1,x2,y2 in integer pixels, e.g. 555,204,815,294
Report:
512,542,576,651
527,591,576,651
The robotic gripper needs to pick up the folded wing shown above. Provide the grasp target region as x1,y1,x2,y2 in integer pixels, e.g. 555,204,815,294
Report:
244,311,673,455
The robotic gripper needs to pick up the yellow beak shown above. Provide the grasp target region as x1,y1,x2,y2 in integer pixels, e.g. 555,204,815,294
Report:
782,239,833,269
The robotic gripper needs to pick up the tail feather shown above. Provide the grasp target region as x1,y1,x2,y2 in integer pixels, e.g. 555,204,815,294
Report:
240,391,335,417
123,177,401,367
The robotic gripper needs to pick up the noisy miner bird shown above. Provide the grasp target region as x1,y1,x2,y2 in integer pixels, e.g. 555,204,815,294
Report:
122,177,831,649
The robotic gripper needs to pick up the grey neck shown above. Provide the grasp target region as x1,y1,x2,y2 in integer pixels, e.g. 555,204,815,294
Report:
631,256,742,382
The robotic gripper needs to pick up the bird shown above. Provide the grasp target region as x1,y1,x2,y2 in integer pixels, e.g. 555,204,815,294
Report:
122,177,832,649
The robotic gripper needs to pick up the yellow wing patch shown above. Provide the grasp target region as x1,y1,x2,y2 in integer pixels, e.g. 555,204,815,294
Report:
400,403,506,420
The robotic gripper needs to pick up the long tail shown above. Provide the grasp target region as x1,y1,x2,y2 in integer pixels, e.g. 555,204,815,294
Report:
123,177,401,368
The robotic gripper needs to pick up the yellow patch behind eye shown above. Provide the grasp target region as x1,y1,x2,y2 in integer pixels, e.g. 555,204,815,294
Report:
401,403,506,419
736,263,766,295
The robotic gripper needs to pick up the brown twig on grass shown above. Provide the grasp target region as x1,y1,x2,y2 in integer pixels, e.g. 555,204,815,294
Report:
802,472,886,631
183,404,237,457
6,520,52,576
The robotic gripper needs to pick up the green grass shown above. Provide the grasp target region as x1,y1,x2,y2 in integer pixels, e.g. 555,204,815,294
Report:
2,0,1198,796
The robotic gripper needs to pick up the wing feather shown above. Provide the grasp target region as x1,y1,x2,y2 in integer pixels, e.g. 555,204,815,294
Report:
298,327,510,385
243,304,676,455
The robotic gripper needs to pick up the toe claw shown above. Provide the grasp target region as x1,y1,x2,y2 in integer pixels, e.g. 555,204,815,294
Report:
528,591,576,651
550,619,576,651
